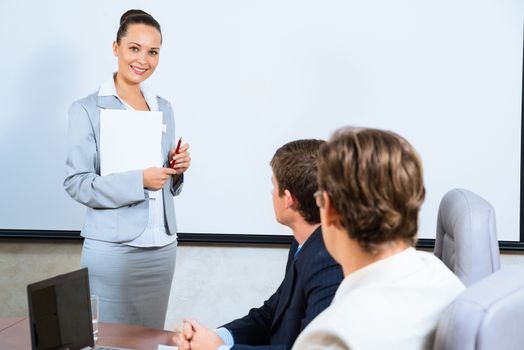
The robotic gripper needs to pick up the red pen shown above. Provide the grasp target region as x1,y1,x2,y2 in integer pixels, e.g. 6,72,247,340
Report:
170,137,183,169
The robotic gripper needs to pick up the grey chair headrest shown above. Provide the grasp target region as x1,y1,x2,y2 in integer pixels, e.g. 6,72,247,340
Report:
434,188,500,286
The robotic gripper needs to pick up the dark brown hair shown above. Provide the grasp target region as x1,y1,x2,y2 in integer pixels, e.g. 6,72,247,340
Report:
116,9,162,44
270,139,325,224
318,127,425,253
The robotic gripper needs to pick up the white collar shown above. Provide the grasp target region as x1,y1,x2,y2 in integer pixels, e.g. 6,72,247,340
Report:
333,247,420,302
98,74,159,112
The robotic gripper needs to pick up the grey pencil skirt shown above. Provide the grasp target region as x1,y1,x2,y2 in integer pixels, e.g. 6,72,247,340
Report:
80,238,177,329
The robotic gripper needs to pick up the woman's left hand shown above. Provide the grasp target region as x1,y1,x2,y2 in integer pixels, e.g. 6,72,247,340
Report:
169,144,191,175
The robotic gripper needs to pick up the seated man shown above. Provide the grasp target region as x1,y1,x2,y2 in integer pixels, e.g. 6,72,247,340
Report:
174,139,343,350
293,127,465,350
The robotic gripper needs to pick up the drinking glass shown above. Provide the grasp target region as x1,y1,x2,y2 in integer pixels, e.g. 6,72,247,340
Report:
90,294,99,343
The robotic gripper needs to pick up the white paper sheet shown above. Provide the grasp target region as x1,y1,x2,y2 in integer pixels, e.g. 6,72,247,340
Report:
100,109,162,176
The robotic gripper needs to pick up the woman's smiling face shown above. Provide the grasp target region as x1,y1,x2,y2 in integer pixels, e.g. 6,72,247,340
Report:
113,23,161,85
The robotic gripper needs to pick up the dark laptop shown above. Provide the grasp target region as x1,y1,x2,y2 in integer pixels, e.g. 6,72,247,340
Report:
27,268,132,350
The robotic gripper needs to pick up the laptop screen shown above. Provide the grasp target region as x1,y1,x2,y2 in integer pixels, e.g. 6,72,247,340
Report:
27,268,94,350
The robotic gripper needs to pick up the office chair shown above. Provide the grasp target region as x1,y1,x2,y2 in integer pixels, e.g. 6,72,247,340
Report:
433,266,524,350
434,188,500,286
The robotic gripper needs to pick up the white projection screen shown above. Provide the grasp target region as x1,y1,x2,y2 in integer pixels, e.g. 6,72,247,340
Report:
0,0,523,245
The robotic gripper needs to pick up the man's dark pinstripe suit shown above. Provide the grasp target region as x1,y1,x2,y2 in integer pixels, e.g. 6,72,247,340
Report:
220,227,344,350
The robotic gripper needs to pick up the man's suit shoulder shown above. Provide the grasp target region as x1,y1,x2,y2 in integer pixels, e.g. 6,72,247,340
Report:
296,229,342,291
298,229,335,266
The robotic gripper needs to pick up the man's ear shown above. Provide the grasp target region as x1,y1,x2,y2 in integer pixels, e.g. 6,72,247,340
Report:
112,41,118,57
323,192,340,227
284,189,295,209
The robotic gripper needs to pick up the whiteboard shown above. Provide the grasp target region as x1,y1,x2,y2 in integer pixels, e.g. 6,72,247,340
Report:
0,0,522,240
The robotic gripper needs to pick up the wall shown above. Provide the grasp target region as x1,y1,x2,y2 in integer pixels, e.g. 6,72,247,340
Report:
0,240,82,316
165,243,288,329
0,240,289,330
1,240,523,330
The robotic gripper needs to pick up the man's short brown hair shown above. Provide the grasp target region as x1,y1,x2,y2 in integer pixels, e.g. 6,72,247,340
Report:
318,127,425,253
270,139,325,224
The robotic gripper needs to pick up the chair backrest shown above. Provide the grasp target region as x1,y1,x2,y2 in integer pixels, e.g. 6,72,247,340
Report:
434,188,500,286
433,266,524,350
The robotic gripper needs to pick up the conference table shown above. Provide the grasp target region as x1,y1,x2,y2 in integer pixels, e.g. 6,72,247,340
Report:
0,317,177,350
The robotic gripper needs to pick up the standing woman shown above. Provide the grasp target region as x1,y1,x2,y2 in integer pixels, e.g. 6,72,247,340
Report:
64,9,191,329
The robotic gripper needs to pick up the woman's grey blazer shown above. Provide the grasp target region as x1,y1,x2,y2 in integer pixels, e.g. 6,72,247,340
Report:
64,92,183,242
